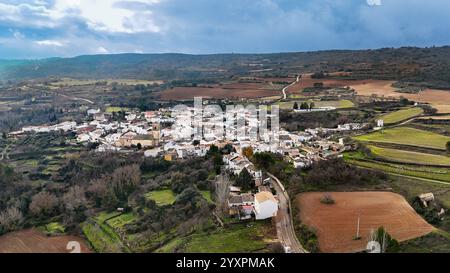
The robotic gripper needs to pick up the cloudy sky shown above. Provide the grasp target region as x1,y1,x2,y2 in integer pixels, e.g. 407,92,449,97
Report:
0,0,449,59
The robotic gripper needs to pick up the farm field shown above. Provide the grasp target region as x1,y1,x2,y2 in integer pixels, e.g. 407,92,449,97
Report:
344,154,450,183
160,86,280,100
51,78,164,86
278,99,354,110
354,127,450,150
350,81,450,114
155,221,277,253
0,229,91,253
145,189,177,206
81,211,132,253
285,75,450,114
368,145,450,166
296,192,435,253
106,106,130,113
286,73,368,94
379,107,424,125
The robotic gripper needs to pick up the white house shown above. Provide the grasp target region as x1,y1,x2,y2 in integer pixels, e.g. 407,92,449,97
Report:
54,121,77,132
254,192,278,220
87,109,101,115
377,119,384,128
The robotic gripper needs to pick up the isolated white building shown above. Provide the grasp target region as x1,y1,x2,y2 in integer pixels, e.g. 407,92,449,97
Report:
254,192,278,220
377,120,384,128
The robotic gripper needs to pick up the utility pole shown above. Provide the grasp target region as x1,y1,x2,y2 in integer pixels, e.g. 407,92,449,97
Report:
356,216,361,240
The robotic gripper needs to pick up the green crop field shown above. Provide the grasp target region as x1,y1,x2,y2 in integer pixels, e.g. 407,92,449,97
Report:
105,106,130,113
344,154,450,183
82,222,124,253
314,99,354,109
39,222,65,234
354,127,450,150
368,145,450,166
379,107,424,124
106,213,137,229
145,189,177,206
82,211,131,253
155,221,274,253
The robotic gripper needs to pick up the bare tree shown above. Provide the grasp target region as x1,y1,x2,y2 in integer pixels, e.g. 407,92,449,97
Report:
63,185,87,211
215,174,231,215
0,206,23,231
87,176,110,204
29,191,59,216
110,164,141,201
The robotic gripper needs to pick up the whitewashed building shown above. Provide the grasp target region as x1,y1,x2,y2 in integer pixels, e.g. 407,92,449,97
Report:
254,192,278,220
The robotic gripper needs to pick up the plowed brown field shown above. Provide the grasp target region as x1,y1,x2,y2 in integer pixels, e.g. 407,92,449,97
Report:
0,229,92,253
287,74,450,113
297,192,434,253
160,86,280,100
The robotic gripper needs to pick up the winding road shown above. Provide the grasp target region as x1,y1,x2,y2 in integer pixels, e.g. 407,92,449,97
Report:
267,172,307,253
281,75,300,100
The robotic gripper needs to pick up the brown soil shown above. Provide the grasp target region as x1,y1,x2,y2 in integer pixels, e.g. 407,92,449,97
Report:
297,192,434,253
0,229,92,253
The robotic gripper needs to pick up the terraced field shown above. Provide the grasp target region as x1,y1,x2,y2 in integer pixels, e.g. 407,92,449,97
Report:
155,221,277,253
368,145,450,166
344,153,450,183
354,127,450,150
81,211,133,253
379,107,424,125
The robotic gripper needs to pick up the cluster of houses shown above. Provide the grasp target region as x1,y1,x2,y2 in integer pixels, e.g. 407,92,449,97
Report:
9,104,367,171
7,103,378,223
227,185,279,221
223,152,278,221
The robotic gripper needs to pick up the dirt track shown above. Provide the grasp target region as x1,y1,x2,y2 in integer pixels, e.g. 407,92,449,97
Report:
297,192,434,253
0,229,92,253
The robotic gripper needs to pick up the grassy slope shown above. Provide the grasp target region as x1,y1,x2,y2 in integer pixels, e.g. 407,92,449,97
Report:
354,127,450,150
344,152,450,183
145,189,177,206
379,107,424,124
368,145,450,166
155,221,275,253
397,232,450,253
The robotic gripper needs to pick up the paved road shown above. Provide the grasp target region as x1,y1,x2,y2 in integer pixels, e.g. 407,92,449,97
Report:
281,75,300,100
267,172,307,253
58,93,95,104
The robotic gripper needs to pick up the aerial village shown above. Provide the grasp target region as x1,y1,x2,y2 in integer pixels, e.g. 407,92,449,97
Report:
8,104,371,221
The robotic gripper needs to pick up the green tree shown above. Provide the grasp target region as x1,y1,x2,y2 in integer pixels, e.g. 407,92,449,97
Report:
253,152,276,170
293,102,299,110
446,141,450,153
236,168,254,191
300,102,309,110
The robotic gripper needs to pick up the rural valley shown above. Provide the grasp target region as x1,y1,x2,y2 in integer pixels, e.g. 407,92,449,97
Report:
1,1,450,261
1,46,450,254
